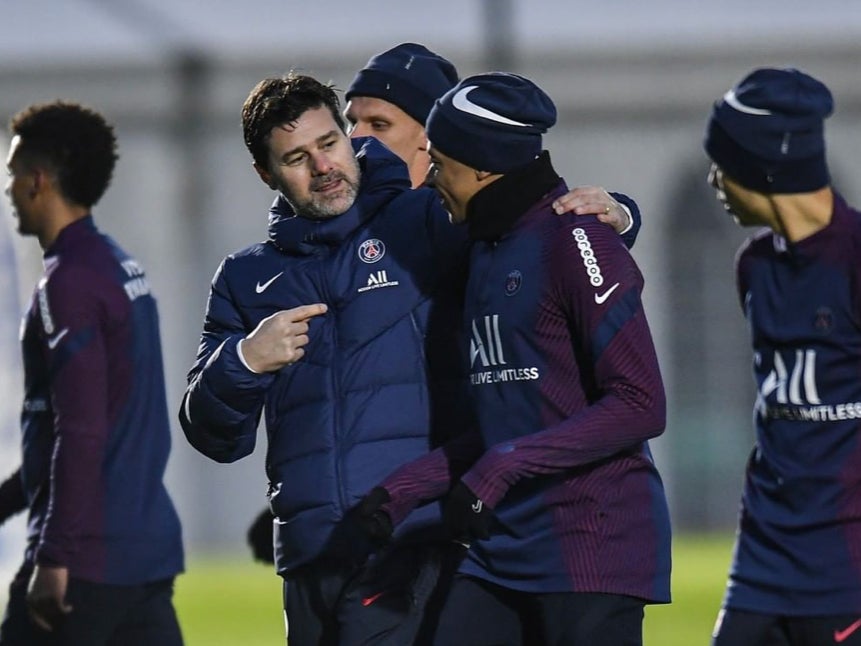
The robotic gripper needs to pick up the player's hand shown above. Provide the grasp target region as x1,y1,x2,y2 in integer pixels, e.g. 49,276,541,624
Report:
26,565,72,632
241,303,327,372
443,482,492,542
355,487,394,543
551,185,632,234
247,508,275,564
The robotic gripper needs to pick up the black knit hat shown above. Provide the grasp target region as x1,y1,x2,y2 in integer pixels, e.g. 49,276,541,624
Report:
704,67,833,193
345,43,459,126
426,72,557,174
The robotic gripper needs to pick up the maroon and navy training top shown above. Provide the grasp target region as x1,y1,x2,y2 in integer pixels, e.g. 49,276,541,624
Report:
19,216,183,584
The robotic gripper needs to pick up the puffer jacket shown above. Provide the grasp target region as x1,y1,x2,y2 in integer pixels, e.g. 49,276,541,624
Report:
180,138,471,575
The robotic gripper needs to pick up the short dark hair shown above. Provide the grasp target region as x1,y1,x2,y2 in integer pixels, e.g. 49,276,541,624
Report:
242,73,345,169
9,101,118,209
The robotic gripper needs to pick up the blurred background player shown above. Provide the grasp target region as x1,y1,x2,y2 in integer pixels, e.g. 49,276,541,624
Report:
705,68,861,646
0,101,184,645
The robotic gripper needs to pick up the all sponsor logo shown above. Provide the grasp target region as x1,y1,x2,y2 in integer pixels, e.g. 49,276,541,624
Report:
758,348,861,422
471,315,506,368
760,349,820,406
469,314,540,385
357,270,399,293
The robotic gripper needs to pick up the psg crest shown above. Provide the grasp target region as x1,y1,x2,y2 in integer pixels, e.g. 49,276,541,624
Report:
358,238,386,263
505,270,522,296
813,307,833,335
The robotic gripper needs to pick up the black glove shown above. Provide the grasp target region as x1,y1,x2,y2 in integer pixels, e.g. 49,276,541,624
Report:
355,487,394,543
443,482,491,542
0,469,26,527
247,508,275,564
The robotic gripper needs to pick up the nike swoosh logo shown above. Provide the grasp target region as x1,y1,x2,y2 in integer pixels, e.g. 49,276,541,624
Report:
255,272,283,294
361,591,385,607
47,328,69,350
722,89,772,116
835,618,861,642
471,500,483,514
594,282,620,305
452,86,532,127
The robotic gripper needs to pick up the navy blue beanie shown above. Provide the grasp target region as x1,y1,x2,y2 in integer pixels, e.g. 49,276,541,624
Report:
704,67,833,193
426,72,557,174
345,43,459,126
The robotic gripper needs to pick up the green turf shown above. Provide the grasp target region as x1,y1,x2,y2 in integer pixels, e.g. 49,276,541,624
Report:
175,557,285,645
644,533,734,646
176,533,736,645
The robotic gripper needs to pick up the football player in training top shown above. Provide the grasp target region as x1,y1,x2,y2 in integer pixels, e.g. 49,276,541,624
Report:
358,72,671,646
705,68,861,646
1,101,184,646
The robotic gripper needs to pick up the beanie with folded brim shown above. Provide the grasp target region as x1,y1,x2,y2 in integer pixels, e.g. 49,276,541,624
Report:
703,67,833,193
426,72,557,174
346,42,458,126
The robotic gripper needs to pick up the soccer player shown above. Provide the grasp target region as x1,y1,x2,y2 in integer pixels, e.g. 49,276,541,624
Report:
244,42,643,566
704,68,861,646
0,101,184,645
357,72,671,645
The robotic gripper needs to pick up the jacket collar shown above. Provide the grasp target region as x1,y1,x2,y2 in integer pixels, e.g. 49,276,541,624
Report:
466,151,561,242
44,215,96,257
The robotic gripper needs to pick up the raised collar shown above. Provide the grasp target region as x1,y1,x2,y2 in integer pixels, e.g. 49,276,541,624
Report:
466,151,561,242
44,215,96,257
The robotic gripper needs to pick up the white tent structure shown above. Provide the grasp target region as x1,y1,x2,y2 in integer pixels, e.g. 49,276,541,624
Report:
2,0,861,556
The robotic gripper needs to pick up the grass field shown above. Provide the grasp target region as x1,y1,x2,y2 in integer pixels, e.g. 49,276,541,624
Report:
175,532,735,645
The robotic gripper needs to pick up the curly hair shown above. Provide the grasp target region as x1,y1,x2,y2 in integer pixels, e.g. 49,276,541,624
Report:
242,73,345,169
9,101,118,209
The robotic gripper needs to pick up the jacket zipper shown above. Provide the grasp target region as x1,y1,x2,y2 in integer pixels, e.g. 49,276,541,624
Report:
320,257,349,514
